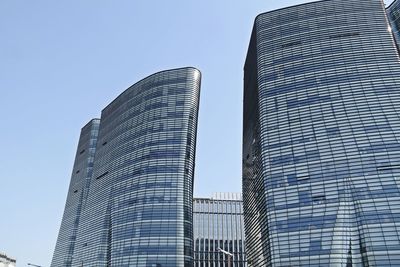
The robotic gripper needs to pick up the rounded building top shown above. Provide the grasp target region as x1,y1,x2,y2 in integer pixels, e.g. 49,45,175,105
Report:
254,0,336,21
101,66,201,118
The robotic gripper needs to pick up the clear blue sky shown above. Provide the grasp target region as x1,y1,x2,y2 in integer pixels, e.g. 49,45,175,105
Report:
0,0,392,266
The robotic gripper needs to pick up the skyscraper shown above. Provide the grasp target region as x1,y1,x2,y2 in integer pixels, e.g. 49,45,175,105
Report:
243,0,400,266
193,193,246,267
51,67,201,267
51,119,100,267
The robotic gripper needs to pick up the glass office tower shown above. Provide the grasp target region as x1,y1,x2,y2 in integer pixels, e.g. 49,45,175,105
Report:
243,0,400,266
51,119,100,267
51,67,201,267
193,193,246,267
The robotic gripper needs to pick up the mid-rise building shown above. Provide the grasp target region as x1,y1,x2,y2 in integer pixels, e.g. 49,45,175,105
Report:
193,193,246,267
243,0,400,266
0,253,16,267
51,67,201,267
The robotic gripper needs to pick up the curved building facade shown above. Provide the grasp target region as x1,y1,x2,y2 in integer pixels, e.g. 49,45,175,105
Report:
51,67,201,267
243,0,400,266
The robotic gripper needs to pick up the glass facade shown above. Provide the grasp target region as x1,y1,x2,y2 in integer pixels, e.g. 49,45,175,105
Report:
51,67,201,267
193,193,246,267
51,119,100,267
243,0,400,266
387,0,400,50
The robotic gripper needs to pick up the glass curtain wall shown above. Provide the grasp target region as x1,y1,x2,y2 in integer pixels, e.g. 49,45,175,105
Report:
243,0,400,266
193,194,246,267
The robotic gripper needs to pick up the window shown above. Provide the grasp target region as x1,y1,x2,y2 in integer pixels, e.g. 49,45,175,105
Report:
96,171,109,180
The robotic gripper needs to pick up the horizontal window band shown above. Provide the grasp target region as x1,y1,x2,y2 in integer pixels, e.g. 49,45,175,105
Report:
96,171,109,180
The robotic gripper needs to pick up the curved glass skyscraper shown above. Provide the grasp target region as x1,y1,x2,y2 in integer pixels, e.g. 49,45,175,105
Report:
243,0,400,266
51,119,100,267
51,67,201,267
